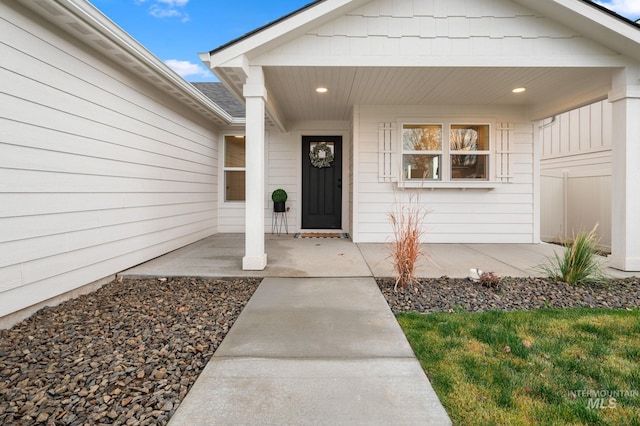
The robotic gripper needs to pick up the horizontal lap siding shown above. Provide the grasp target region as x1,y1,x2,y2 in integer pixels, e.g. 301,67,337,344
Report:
216,130,300,233
267,133,299,231
355,105,534,243
0,4,218,317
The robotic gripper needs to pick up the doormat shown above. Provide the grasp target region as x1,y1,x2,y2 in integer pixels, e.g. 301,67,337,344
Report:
294,232,350,239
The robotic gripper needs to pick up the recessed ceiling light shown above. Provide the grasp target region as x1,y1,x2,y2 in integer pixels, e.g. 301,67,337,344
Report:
512,87,526,93
316,87,328,93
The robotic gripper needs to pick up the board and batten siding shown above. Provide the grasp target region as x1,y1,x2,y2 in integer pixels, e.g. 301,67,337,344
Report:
354,105,535,243
540,100,612,173
539,101,612,249
0,3,218,320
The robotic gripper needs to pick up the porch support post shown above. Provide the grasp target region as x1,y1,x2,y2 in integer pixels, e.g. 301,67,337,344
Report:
609,67,640,271
242,66,267,270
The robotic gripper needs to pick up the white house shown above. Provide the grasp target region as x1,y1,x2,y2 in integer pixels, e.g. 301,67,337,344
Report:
0,0,232,324
2,0,640,323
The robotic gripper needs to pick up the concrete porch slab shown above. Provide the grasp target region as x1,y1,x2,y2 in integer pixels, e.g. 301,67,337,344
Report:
120,234,636,280
121,234,372,278
359,242,635,279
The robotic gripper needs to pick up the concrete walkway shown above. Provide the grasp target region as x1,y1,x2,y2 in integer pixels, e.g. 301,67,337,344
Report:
167,277,451,425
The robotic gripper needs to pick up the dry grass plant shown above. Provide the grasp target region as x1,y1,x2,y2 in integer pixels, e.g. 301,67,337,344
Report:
388,193,429,290
478,271,500,289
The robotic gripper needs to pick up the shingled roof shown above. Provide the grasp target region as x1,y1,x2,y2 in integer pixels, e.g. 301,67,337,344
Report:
191,82,245,119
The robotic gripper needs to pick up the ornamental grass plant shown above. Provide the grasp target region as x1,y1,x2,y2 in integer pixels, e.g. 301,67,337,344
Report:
388,193,429,290
537,224,606,284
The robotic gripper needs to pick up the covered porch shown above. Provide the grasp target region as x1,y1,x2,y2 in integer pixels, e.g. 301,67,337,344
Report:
120,234,635,279
200,0,640,272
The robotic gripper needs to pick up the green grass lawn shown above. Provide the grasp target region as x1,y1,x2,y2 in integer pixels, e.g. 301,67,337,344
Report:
398,309,640,426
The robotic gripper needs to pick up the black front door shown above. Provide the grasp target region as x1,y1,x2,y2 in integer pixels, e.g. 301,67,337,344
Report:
302,136,342,229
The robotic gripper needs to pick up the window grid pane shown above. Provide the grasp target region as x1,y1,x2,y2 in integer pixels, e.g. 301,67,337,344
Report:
403,154,441,180
224,136,245,168
450,125,489,151
403,125,442,151
450,154,488,180
225,171,245,201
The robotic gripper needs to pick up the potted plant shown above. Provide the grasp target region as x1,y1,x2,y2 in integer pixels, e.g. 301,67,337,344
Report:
271,189,288,212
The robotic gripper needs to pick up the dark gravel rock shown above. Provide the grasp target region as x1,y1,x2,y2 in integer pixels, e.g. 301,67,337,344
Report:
0,277,259,426
378,276,640,313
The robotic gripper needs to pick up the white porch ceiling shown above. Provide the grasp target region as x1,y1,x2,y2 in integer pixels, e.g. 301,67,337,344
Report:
264,66,615,122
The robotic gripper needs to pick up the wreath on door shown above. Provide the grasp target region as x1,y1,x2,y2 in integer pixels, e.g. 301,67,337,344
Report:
309,142,334,168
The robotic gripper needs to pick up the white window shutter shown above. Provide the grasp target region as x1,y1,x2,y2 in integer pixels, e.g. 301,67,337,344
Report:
378,122,397,182
496,122,514,182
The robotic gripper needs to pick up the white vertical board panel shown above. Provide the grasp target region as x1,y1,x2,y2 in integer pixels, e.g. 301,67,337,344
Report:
0,3,218,319
566,174,612,250
540,174,565,242
590,101,603,149
539,100,613,250
540,100,612,162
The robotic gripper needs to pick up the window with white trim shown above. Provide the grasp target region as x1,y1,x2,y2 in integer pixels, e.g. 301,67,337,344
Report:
224,135,245,201
401,122,491,182
402,124,442,180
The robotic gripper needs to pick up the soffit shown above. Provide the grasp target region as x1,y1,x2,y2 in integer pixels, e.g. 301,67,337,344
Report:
264,66,614,122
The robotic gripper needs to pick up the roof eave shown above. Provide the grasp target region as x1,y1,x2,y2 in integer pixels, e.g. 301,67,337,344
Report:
512,0,640,62
206,0,370,69
40,0,232,124
579,0,640,29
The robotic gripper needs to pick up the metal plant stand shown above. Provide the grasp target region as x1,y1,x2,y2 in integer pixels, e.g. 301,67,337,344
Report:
272,211,288,235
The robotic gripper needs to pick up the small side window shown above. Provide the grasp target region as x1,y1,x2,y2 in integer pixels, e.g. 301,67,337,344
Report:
224,135,245,201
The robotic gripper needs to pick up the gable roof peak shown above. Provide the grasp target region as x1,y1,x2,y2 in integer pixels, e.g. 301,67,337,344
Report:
210,0,323,55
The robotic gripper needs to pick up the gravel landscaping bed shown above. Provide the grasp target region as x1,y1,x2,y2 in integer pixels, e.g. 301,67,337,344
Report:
378,276,640,313
2,274,638,425
0,277,259,426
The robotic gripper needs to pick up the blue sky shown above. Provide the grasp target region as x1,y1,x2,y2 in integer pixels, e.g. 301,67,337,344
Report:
89,0,640,82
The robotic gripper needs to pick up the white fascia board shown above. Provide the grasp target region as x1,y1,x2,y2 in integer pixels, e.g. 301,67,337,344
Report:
252,54,632,68
513,0,640,62
54,0,233,123
207,0,369,68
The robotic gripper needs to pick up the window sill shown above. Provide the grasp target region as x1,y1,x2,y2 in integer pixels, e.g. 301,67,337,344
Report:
397,181,501,190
